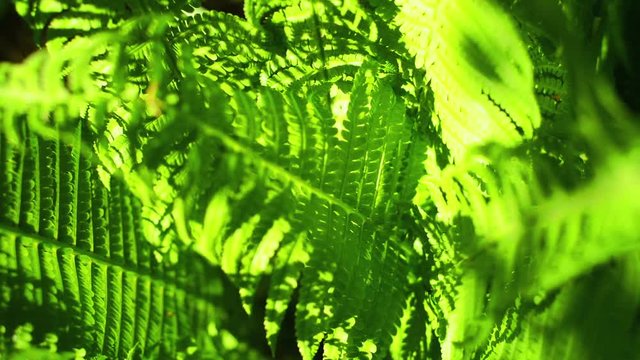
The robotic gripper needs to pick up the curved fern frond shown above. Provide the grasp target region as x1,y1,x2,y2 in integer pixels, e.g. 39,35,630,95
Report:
486,251,640,360
0,15,270,358
149,59,418,359
250,0,401,93
0,120,249,358
0,16,172,143
396,0,541,161
170,8,270,91
13,0,194,46
523,145,640,296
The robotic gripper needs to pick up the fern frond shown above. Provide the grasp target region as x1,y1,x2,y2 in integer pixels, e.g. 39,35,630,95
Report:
523,145,640,295
0,121,238,358
0,15,271,358
252,0,401,93
170,8,270,91
395,0,540,161
146,59,418,359
13,0,195,46
0,16,171,143
486,252,640,360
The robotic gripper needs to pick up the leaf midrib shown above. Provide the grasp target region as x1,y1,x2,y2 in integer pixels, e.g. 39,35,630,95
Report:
196,120,369,221
0,221,213,304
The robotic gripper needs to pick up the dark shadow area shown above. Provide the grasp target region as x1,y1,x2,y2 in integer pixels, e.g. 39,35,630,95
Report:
202,0,245,18
0,268,80,350
611,1,640,114
174,250,273,358
274,287,302,360
0,4,37,63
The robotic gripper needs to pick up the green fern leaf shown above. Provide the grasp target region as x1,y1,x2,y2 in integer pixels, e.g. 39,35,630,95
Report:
0,121,229,358
396,0,540,161
150,58,416,359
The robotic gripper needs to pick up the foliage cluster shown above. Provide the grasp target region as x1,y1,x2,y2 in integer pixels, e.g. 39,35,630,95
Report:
0,0,639,359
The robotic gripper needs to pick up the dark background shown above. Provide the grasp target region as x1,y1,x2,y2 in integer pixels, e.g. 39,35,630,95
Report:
202,0,244,16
